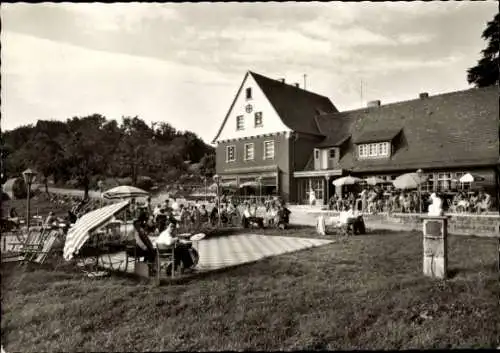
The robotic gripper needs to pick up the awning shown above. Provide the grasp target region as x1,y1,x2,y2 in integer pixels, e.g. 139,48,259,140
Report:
63,200,130,261
353,128,401,144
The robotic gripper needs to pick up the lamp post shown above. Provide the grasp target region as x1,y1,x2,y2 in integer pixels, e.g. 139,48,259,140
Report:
204,176,207,203
417,168,423,214
256,176,262,205
213,174,221,226
97,180,103,208
22,168,37,231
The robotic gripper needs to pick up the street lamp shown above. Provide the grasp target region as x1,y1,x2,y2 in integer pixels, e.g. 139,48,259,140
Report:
417,168,423,214
256,176,262,205
204,176,207,202
213,174,221,226
22,168,37,231
97,180,104,208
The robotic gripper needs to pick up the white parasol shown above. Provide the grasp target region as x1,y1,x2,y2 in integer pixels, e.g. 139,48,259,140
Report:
102,185,149,200
459,173,485,183
393,172,427,190
332,176,363,187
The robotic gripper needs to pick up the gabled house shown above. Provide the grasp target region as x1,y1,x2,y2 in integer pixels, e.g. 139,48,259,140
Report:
213,71,499,205
212,71,338,201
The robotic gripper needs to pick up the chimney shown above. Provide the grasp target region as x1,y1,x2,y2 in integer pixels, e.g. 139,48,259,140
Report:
294,83,299,88
367,100,381,108
419,92,429,99
279,78,285,83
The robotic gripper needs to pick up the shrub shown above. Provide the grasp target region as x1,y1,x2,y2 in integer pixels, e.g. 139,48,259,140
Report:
117,177,133,185
136,176,154,191
12,178,27,199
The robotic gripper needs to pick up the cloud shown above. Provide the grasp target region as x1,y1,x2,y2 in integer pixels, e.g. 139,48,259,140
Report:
1,1,497,143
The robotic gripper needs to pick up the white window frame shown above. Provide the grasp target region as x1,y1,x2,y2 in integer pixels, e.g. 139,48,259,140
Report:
358,142,390,159
244,143,254,161
254,112,263,127
236,115,244,131
263,140,275,160
328,148,336,159
226,145,236,162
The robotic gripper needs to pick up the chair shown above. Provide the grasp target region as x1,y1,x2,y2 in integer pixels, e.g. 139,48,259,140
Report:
125,221,177,284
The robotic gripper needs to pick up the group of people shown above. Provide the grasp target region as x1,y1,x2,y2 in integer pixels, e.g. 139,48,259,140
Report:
449,191,492,214
328,187,493,215
130,195,291,235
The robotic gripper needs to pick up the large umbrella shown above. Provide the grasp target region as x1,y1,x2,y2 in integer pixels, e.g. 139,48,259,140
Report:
393,172,427,190
459,173,485,183
239,181,259,188
332,176,363,187
63,200,130,261
102,185,149,200
364,176,391,186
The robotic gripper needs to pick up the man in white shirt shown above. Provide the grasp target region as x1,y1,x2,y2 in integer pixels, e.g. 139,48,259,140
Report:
155,222,195,269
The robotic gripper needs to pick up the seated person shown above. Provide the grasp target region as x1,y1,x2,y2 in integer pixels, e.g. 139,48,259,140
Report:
242,203,264,228
276,205,291,229
199,205,209,223
44,212,57,228
132,219,156,264
155,209,168,233
8,207,20,226
210,205,219,225
155,222,196,270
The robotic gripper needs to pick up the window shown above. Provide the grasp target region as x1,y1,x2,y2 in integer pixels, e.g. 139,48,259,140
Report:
246,87,252,100
315,149,319,159
236,115,244,130
358,142,390,159
421,173,434,193
226,145,236,162
254,112,263,127
329,149,336,159
437,172,451,192
263,140,275,160
244,143,254,160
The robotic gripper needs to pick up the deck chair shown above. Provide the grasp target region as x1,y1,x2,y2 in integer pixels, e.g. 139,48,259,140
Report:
33,230,61,264
9,228,48,262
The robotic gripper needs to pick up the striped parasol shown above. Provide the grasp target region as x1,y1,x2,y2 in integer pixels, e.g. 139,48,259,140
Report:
102,185,149,200
63,201,130,261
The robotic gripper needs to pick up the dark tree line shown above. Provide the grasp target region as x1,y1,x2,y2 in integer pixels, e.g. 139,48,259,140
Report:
467,13,499,87
1,114,215,198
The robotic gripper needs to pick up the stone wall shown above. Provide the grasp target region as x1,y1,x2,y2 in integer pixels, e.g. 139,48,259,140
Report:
289,206,500,237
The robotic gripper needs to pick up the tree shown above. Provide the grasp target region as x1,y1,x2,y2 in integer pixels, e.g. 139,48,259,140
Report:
467,13,499,87
62,114,109,198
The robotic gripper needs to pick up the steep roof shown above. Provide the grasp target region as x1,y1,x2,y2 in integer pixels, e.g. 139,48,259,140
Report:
249,71,338,136
314,85,499,171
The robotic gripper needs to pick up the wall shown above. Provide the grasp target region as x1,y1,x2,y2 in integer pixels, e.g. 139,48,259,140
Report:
291,206,500,237
215,133,292,201
289,133,325,203
214,74,291,142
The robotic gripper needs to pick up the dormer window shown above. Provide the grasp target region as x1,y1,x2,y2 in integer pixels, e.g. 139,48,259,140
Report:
236,115,244,130
246,87,252,100
358,142,390,159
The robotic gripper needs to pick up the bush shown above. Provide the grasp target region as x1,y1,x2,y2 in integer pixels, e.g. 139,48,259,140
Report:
12,178,27,199
136,176,154,191
117,177,133,185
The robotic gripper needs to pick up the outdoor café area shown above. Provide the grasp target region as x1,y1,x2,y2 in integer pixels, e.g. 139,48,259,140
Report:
321,172,495,215
2,171,330,285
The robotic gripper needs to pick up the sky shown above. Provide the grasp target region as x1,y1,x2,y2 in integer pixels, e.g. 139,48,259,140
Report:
1,2,497,144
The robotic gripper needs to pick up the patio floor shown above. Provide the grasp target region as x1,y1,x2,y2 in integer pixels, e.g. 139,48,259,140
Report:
95,234,334,274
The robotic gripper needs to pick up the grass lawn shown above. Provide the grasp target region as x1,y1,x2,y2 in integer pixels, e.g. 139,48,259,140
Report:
2,228,499,352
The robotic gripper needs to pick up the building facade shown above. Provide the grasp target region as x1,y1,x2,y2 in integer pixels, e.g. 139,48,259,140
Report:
213,71,500,206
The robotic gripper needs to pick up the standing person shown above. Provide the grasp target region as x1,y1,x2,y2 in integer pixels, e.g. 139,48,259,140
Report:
360,189,368,213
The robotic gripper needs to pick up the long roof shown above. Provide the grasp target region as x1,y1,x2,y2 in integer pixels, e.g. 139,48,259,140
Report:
212,71,337,143
250,71,338,136
314,85,499,171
